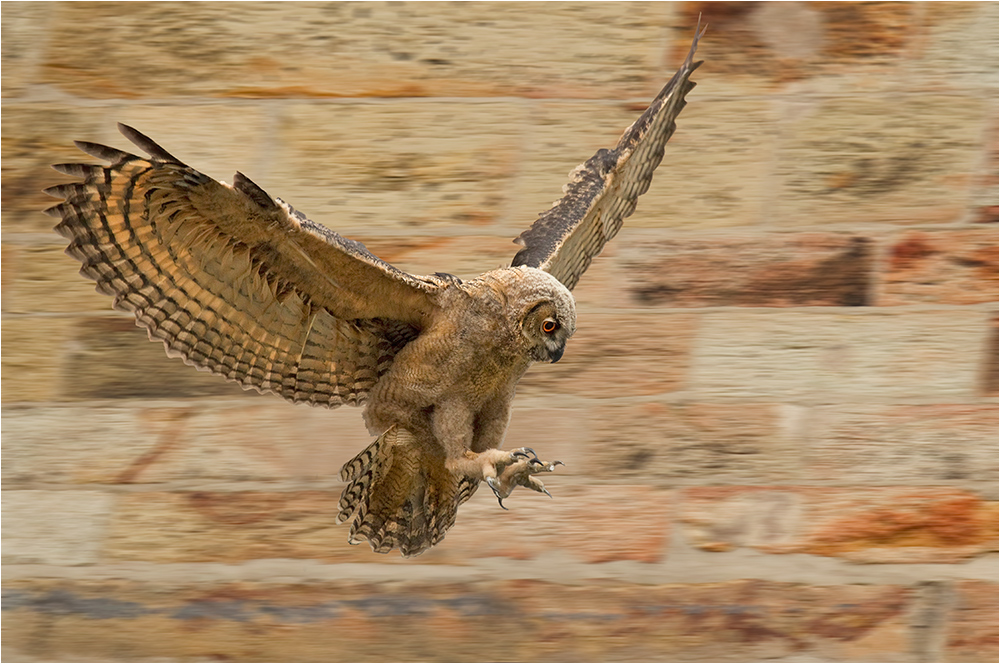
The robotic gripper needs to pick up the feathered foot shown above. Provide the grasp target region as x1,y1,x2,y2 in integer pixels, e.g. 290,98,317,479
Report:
484,447,563,510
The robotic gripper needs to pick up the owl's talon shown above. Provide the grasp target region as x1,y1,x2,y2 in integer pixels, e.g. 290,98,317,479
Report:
487,476,509,510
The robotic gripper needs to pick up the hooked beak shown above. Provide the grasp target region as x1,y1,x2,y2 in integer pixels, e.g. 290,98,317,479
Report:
548,343,565,364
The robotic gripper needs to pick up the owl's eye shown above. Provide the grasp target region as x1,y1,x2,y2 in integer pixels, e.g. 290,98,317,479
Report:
542,319,559,334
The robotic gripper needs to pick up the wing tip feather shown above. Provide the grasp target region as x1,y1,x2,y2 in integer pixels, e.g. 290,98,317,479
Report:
117,122,180,162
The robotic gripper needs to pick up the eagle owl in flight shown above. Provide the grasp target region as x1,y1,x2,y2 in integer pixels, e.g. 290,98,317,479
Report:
46,28,704,557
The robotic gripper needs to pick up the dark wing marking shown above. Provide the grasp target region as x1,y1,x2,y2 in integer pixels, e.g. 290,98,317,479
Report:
47,124,445,408
511,23,705,290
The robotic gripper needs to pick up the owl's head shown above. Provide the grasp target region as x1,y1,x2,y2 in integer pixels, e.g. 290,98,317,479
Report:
481,267,576,363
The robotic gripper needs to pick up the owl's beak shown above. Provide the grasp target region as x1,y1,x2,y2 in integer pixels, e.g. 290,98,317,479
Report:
548,343,565,363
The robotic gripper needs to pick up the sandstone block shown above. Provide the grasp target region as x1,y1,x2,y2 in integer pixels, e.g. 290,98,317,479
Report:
582,401,798,483
876,230,998,305
62,316,251,401
101,483,667,566
691,310,989,401
673,2,918,96
621,233,873,307
1,316,72,403
130,402,373,484
772,94,988,225
909,3,1000,93
942,581,1000,663
2,242,118,314
442,484,671,564
1,400,367,487
680,486,998,563
518,312,697,399
806,405,999,485
0,2,49,98
981,315,998,397
1,579,917,662
42,3,672,99
2,405,157,485
269,101,524,234
1,491,113,565
104,490,364,564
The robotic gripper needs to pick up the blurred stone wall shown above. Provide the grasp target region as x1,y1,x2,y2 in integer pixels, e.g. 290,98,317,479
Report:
2,2,997,661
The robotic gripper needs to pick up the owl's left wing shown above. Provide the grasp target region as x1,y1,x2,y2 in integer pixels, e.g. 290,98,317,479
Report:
511,23,705,291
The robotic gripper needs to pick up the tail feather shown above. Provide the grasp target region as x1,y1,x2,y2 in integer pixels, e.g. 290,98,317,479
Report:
336,426,480,557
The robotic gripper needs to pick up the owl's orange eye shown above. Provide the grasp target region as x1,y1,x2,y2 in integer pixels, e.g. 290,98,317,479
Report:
542,319,559,334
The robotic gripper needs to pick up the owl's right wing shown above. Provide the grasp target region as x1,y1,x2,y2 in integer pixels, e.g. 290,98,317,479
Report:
510,23,704,291
46,124,444,408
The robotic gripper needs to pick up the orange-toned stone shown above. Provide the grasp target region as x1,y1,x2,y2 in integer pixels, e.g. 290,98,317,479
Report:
444,485,671,564
680,487,998,563
620,233,873,307
942,581,1000,663
104,491,375,564
1,578,918,662
877,230,998,305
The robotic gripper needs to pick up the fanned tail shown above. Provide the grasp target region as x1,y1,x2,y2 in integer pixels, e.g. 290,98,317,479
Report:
336,426,480,557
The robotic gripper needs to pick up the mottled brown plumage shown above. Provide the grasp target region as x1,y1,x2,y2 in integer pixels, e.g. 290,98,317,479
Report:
46,26,704,557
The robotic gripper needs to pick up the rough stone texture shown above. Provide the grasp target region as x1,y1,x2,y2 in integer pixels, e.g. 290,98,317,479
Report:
1,491,114,565
2,242,121,314
41,2,675,100
0,3,48,98
805,405,999,486
621,233,874,307
2,3,997,662
691,310,990,401
2,579,918,663
583,402,798,483
941,581,1000,663
680,487,998,564
101,485,669,566
772,94,988,226
104,491,351,564
1,402,372,487
442,485,671,564
269,101,526,233
876,230,998,305
1,316,72,403
62,317,252,401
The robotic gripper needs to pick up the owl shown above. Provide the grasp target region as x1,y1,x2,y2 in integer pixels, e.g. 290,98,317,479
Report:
45,27,704,557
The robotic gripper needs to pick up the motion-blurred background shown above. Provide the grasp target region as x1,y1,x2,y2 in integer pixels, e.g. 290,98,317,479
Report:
2,2,997,661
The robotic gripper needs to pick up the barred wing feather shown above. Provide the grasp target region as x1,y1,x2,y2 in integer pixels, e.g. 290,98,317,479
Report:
45,124,441,408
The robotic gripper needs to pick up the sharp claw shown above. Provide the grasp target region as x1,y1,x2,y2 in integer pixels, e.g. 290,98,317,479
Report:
486,476,509,510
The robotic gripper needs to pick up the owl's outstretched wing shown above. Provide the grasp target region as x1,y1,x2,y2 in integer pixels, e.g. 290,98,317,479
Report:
511,24,705,291
46,124,443,408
